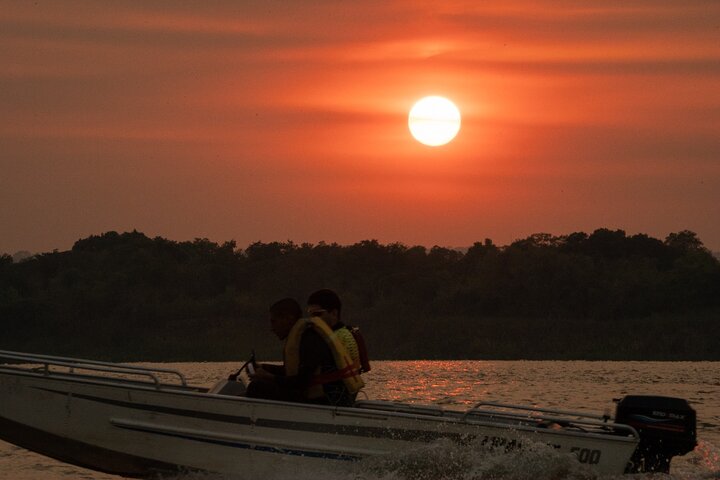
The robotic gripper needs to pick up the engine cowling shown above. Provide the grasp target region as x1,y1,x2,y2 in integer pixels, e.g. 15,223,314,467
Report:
615,395,697,473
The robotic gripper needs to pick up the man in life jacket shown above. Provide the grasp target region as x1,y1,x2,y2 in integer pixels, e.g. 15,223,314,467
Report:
247,296,363,406
306,289,371,376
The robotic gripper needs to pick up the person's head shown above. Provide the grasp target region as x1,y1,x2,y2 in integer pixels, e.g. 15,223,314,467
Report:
268,298,302,340
306,289,341,326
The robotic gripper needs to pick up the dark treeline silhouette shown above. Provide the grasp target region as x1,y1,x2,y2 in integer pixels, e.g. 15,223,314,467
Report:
1,229,719,361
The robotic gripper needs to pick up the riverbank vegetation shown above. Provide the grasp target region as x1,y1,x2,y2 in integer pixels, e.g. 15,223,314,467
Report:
1,229,718,361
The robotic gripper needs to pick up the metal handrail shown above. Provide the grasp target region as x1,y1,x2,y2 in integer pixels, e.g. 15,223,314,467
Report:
461,401,638,438
463,401,607,421
355,400,445,416
0,350,187,387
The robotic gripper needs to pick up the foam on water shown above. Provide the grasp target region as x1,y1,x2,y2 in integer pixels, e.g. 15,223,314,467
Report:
355,438,598,480
680,440,720,478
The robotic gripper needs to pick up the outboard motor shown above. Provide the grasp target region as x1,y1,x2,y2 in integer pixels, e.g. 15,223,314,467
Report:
615,395,697,473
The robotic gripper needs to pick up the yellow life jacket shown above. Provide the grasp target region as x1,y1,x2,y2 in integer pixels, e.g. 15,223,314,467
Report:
284,318,364,399
334,326,360,366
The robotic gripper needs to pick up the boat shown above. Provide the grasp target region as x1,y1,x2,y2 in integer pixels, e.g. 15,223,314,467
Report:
0,350,697,478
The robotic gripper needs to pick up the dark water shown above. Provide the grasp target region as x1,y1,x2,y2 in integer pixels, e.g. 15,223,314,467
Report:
2,360,718,479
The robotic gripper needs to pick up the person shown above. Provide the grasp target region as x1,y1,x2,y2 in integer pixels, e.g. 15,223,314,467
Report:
247,297,363,406
307,289,371,375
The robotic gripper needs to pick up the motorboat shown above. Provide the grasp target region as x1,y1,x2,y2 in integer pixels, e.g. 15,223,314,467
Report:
0,350,697,478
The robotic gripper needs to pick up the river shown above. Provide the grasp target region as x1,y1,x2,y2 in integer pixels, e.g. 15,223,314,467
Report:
1,360,718,479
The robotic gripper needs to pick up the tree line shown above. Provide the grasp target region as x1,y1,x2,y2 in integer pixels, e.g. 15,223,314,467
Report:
1,229,718,361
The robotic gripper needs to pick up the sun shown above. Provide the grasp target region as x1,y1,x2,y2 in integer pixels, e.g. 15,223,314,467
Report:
408,96,461,147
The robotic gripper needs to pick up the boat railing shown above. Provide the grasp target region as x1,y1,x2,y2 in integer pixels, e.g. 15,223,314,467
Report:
463,401,607,421
461,401,638,437
354,400,446,416
356,399,637,437
0,350,188,389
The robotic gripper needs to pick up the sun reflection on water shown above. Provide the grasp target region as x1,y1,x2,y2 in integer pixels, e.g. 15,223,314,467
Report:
365,360,494,407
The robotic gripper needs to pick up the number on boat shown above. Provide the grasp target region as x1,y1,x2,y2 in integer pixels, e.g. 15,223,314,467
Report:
571,447,601,464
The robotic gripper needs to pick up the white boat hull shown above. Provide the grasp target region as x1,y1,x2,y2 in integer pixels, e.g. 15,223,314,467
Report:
0,352,640,477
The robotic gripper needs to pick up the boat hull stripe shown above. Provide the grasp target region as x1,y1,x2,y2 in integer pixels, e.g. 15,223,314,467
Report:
112,420,361,460
35,387,252,425
35,387,472,443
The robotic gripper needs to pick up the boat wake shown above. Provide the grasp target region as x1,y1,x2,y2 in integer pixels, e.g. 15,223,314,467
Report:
163,437,720,480
355,438,598,480
680,440,720,479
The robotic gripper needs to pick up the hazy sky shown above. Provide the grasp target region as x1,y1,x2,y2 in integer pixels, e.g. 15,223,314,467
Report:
2,1,719,254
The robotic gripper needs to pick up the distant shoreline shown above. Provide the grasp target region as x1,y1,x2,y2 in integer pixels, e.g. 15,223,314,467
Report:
3,230,719,363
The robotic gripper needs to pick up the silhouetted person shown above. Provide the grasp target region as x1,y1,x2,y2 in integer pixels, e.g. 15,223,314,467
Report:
247,297,363,406
307,289,371,375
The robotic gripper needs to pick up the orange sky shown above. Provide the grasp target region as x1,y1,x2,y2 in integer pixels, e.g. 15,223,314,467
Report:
2,1,719,253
